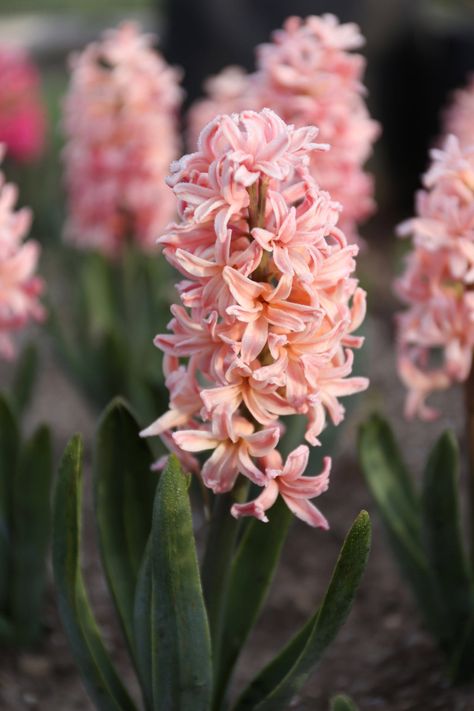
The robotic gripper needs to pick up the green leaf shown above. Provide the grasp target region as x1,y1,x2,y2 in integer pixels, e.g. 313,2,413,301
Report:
214,497,292,708
450,611,474,682
133,538,153,710
422,432,473,645
94,399,156,661
232,611,316,711
358,415,448,643
151,455,212,711
53,435,136,711
358,415,419,535
10,343,38,417
0,613,15,644
330,694,359,711
10,426,53,645
201,478,248,657
234,511,371,711
80,252,118,337
0,395,20,610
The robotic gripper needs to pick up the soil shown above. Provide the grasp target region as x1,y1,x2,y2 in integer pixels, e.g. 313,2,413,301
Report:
1,241,474,711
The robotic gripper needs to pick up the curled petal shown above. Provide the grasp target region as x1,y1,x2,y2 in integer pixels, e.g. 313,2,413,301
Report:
231,480,279,522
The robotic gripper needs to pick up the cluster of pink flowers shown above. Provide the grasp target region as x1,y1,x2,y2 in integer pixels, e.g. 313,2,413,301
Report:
62,22,183,258
142,108,368,526
0,48,45,162
444,75,474,149
0,147,44,359
395,135,474,419
188,14,379,244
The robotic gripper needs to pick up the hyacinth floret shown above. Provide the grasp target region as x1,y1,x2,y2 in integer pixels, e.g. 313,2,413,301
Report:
396,135,474,419
188,14,379,245
0,147,44,359
62,22,183,257
142,108,368,526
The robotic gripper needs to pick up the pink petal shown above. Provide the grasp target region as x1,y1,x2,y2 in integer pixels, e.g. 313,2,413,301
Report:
281,495,329,529
222,266,263,308
172,429,220,452
241,315,268,363
245,426,280,457
231,480,279,522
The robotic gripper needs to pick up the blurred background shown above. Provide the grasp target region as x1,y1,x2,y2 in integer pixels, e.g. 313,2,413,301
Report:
3,0,474,224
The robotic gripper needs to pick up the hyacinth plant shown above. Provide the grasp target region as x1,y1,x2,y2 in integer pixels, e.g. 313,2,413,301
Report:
53,109,371,710
188,14,379,245
359,135,474,682
50,23,182,418
0,154,52,647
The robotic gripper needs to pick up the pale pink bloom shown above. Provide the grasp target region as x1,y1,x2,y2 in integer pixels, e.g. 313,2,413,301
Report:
62,22,183,257
174,416,279,492
142,108,367,524
140,364,202,437
444,75,474,150
0,149,44,358
0,49,45,162
187,14,379,243
396,135,474,418
231,445,331,527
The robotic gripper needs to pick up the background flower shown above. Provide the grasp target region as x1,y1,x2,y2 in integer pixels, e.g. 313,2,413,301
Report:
395,135,474,419
62,22,183,257
0,48,45,163
188,14,379,244
0,147,44,359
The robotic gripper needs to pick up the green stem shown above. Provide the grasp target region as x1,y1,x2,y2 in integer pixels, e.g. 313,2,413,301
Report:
201,478,249,668
465,360,474,565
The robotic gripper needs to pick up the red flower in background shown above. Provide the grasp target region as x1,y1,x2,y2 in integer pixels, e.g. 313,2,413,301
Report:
0,48,45,162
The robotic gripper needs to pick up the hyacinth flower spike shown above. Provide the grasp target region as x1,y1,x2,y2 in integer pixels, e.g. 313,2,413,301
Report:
142,108,368,524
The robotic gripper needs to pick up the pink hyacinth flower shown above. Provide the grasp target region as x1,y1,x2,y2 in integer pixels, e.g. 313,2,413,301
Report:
0,147,44,358
142,108,368,525
395,135,474,418
187,14,379,244
62,22,183,257
0,48,45,162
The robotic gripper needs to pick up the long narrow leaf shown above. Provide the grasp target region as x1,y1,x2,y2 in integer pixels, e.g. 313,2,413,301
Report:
358,415,419,533
53,435,136,711
214,497,292,707
232,613,316,711
234,511,371,711
10,426,52,644
94,399,156,660
358,415,448,643
151,455,212,711
0,613,14,643
202,479,248,656
422,432,474,651
10,343,38,417
450,611,474,682
133,539,153,710
0,395,19,609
